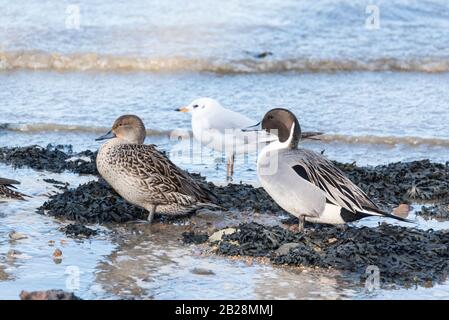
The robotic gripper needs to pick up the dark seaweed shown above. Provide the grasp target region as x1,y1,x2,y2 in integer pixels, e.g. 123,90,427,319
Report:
61,223,98,237
182,231,209,244
0,144,97,174
416,203,449,219
20,289,81,300
217,222,449,286
38,179,147,223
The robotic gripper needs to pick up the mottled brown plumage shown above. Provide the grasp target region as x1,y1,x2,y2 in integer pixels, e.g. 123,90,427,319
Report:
96,115,218,222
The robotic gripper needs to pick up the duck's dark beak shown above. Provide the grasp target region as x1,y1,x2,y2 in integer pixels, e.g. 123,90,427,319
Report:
242,122,262,132
95,130,116,141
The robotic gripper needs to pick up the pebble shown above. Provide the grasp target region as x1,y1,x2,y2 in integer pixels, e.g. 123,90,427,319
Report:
190,268,216,276
275,243,300,256
393,204,411,218
209,228,237,243
20,290,81,300
8,231,28,241
53,249,63,258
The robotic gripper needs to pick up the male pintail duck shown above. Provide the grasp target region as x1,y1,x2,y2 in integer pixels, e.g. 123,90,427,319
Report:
96,115,219,223
244,108,410,232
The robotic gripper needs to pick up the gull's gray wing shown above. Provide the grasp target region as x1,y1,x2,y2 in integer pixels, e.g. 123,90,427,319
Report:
282,148,383,215
200,109,276,149
204,109,255,132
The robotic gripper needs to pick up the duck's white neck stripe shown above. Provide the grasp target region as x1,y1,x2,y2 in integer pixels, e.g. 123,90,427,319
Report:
264,123,296,152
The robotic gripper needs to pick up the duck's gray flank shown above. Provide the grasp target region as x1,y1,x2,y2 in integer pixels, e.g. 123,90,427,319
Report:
287,148,401,220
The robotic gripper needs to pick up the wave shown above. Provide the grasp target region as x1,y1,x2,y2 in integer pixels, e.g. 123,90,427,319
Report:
2,122,449,148
1,51,449,73
0,123,172,137
318,134,449,148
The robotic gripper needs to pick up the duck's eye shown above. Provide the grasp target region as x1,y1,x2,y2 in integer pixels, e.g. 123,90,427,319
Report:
268,115,274,120
193,105,199,109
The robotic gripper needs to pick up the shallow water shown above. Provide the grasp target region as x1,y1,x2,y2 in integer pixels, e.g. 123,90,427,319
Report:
2,71,449,140
1,0,449,300
1,1,449,72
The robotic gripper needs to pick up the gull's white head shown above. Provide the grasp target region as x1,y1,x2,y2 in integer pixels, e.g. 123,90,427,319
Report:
176,98,222,117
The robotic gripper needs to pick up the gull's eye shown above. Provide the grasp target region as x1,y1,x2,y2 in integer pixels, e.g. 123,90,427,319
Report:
193,105,199,109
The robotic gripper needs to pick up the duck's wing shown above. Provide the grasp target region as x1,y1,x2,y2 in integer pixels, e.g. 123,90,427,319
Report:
284,149,383,216
0,177,20,186
111,144,217,205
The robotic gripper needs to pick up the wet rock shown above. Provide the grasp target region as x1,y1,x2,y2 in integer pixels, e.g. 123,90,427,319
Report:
182,231,209,244
8,231,28,241
20,289,81,300
53,249,63,263
275,243,300,256
53,248,63,258
392,204,411,218
216,222,449,286
209,228,237,243
255,51,273,59
43,178,67,185
0,144,97,174
61,223,98,238
7,249,22,261
44,178,70,190
191,268,215,276
0,265,9,281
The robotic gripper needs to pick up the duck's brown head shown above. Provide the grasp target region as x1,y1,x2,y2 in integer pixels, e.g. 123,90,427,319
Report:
96,115,146,144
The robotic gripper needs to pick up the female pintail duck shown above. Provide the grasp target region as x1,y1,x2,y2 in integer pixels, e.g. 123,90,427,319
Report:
244,108,410,232
0,177,27,200
177,98,322,179
96,115,219,223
